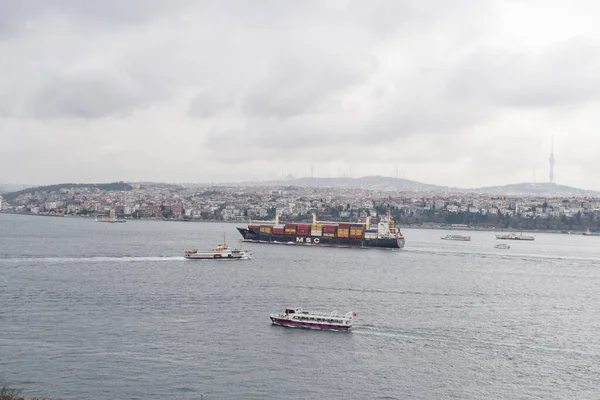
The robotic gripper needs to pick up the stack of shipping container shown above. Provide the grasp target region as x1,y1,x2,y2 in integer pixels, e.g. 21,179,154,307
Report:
322,225,336,237
284,224,297,235
296,224,310,236
349,223,364,239
250,222,368,239
310,224,322,236
337,223,350,238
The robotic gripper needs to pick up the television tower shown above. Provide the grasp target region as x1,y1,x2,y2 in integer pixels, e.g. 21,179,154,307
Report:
549,135,555,184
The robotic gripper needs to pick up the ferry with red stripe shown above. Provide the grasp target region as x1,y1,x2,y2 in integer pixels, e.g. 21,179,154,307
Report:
270,307,356,331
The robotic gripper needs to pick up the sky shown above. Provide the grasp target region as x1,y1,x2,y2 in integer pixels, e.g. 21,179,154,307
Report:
2,0,600,189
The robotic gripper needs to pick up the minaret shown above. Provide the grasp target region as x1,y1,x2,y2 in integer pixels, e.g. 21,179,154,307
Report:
549,135,555,184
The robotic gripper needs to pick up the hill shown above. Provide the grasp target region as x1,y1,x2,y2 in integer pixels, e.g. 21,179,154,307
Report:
266,176,449,192
0,184,36,194
2,181,133,201
467,182,600,197
211,176,600,197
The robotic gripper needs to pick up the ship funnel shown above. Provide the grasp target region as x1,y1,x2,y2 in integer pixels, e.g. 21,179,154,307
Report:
312,213,317,225
275,214,279,225
366,216,370,230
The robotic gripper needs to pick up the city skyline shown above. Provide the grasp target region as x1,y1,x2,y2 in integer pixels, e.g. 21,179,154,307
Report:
2,1,600,189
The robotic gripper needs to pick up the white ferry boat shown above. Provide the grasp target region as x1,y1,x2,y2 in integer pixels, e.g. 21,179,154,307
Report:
441,234,471,241
583,228,600,236
495,232,535,241
494,243,510,249
184,234,250,260
95,216,126,223
270,307,356,331
95,209,126,223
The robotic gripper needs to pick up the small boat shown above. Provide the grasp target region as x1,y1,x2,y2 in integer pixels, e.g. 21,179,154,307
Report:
441,234,471,241
494,243,510,249
270,307,356,331
184,233,251,260
583,228,600,236
495,232,534,241
95,209,126,223
95,216,126,223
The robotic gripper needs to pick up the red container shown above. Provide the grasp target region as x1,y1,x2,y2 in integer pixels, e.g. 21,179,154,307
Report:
338,223,351,229
249,225,260,231
323,225,336,232
297,224,310,229
273,228,284,235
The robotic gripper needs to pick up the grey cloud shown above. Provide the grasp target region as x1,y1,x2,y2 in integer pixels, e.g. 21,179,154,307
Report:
0,0,194,35
204,113,375,165
3,0,600,190
446,38,600,108
30,73,146,119
188,90,236,118
242,51,378,118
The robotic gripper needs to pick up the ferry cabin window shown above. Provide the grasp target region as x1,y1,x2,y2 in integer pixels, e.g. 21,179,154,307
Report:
285,309,295,314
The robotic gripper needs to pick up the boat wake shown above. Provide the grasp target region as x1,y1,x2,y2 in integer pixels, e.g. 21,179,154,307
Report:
1,256,185,263
352,326,598,356
403,246,600,263
260,283,473,298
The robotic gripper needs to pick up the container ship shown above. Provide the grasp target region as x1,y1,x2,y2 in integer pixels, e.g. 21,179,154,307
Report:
237,214,405,249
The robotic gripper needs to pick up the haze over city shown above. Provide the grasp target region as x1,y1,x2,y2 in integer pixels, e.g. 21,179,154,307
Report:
2,1,600,189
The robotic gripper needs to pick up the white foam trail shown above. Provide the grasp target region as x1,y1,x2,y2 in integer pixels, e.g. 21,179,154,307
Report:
353,329,598,356
2,256,185,263
403,246,599,262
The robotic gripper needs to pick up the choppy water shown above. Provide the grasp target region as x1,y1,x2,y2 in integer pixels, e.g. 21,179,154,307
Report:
1,214,600,399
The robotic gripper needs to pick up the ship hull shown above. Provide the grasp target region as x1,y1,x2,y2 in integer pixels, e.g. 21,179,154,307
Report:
237,228,404,249
495,236,534,241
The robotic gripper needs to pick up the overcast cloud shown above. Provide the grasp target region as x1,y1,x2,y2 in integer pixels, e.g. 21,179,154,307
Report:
1,0,600,189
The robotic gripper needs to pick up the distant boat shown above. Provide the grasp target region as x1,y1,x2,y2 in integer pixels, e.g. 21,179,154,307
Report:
441,234,471,241
95,216,126,223
95,208,126,223
184,233,251,260
494,243,510,249
583,228,600,236
495,232,534,241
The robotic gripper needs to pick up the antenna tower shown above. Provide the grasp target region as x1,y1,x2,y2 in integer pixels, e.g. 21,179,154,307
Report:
549,135,555,184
